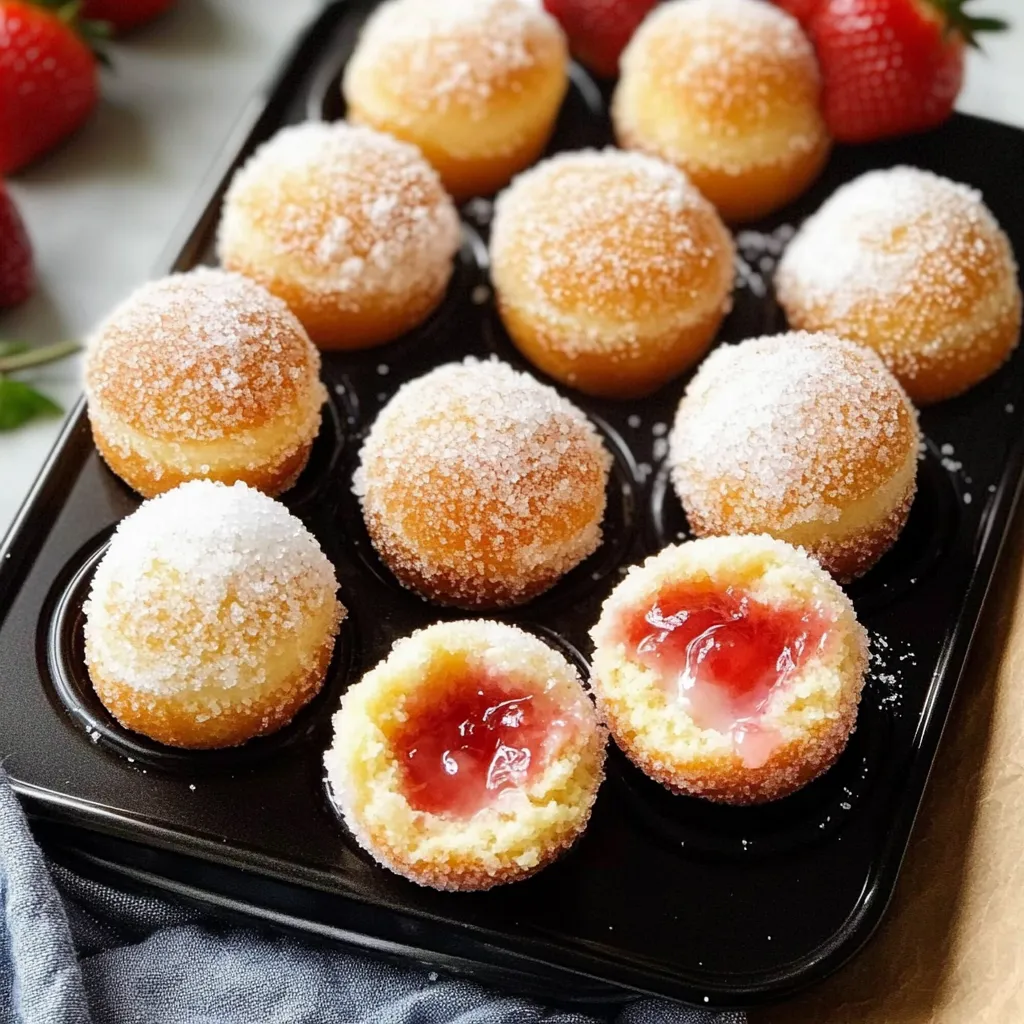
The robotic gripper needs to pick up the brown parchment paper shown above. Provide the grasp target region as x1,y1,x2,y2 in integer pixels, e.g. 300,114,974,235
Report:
753,512,1024,1024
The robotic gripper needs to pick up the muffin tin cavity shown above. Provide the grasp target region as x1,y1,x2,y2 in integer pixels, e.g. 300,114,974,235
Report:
845,441,963,612
281,374,348,511
645,458,694,553
605,698,887,863
44,535,354,774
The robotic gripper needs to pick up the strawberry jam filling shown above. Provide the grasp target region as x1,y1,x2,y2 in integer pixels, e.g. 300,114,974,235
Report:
624,584,831,768
393,674,566,819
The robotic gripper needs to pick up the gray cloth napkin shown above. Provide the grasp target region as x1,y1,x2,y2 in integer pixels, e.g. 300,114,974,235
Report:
0,774,744,1024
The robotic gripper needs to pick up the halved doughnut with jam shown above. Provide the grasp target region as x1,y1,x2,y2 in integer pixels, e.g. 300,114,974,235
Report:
590,535,868,805
324,620,606,890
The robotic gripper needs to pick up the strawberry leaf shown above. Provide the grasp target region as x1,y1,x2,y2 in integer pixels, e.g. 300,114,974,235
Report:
0,342,31,359
0,378,62,431
930,0,1010,47
967,15,1010,32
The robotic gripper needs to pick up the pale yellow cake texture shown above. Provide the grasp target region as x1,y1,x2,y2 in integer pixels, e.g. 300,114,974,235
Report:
325,620,606,890
590,535,869,804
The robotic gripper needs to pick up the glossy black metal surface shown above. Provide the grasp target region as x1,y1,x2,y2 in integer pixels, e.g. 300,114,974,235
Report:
2,0,1023,1009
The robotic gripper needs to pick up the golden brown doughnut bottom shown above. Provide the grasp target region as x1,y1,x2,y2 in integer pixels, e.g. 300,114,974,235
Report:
602,692,858,805
350,816,585,892
91,421,315,500
686,477,916,584
617,128,831,224
363,508,574,610
782,302,1023,406
221,257,451,350
347,103,558,202
86,639,335,750
498,296,729,399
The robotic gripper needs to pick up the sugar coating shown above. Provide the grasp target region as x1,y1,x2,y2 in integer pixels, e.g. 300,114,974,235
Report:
778,168,1008,312
590,535,869,804
84,268,324,442
614,0,824,175
324,619,606,890
343,0,566,119
490,149,735,355
776,167,1022,398
84,481,343,702
217,122,460,307
355,358,612,607
669,332,919,532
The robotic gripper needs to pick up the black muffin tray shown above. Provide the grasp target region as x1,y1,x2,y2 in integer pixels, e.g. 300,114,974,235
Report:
2,1,1024,1011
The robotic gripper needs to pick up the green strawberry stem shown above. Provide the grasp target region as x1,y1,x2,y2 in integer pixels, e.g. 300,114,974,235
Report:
0,340,80,374
928,0,1009,47
29,0,113,64
55,0,83,22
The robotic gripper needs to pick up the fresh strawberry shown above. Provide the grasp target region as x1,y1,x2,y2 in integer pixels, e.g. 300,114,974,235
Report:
543,0,659,78
0,182,33,307
0,1,103,174
81,0,175,34
771,0,823,29
810,0,1007,143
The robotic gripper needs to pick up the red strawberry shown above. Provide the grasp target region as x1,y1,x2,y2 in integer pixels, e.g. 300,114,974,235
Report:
0,1,102,174
543,0,659,78
0,182,34,307
81,0,175,34
810,0,1007,143
771,0,823,29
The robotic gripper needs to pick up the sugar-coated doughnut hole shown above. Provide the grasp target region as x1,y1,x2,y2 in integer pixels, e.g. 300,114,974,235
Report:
84,481,344,750
776,166,1023,404
612,0,830,222
354,358,612,609
343,0,569,201
590,535,869,805
324,619,606,890
669,332,920,581
217,122,461,350
84,268,326,499
490,149,735,399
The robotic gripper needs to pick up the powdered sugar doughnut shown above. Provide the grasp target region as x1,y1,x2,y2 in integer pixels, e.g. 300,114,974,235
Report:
217,122,461,349
776,167,1023,404
669,333,920,581
590,535,868,805
84,481,344,749
343,0,568,201
490,149,735,398
325,620,606,890
84,269,326,499
354,358,612,608
612,0,830,222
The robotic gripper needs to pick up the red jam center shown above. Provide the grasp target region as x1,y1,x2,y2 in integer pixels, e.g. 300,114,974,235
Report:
393,675,562,819
625,585,831,768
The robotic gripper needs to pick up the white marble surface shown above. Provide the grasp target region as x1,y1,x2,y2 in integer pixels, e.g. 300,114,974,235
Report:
1,0,1022,536
0,0,320,533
